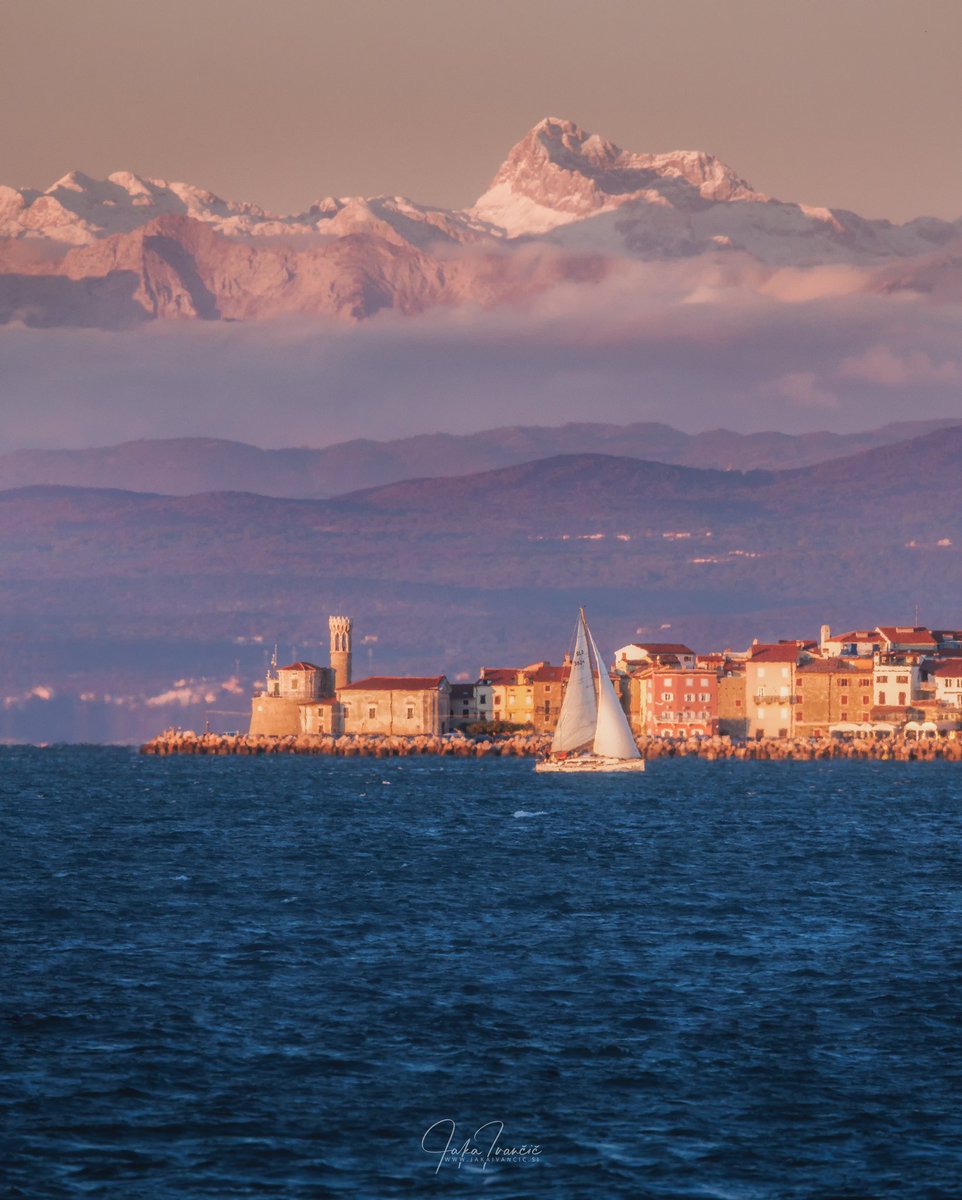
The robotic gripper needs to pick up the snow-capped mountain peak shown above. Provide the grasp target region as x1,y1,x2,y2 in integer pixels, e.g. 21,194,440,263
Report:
470,116,762,235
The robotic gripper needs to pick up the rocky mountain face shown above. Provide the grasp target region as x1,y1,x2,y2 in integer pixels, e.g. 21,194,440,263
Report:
2,118,960,326
2,424,961,742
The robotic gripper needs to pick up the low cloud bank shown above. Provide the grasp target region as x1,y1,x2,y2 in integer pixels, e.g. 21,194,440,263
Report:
1,262,960,452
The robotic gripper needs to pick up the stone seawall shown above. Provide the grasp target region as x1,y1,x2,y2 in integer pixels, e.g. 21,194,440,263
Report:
140,730,962,762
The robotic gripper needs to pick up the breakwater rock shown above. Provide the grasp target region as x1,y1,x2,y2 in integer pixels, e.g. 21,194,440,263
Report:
140,730,553,758
140,730,962,762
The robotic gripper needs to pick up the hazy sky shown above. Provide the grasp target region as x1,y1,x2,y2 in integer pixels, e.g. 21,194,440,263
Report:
3,0,960,222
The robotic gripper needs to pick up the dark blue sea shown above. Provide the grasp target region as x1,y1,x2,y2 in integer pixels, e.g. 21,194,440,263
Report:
3,747,962,1199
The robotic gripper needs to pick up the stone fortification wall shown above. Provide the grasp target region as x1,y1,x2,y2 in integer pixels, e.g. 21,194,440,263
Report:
247,695,302,738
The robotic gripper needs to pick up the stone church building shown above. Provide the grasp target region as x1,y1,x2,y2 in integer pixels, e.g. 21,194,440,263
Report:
248,616,450,737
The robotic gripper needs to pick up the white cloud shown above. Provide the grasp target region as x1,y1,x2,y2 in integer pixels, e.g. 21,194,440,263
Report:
770,371,838,410
1,264,961,453
837,345,962,386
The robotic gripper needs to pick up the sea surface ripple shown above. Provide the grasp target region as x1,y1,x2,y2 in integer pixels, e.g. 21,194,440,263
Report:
3,747,962,1198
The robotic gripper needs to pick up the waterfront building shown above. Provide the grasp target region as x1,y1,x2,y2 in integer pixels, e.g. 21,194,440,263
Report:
248,615,349,737
717,668,748,738
476,662,569,731
449,682,480,729
873,657,922,709
795,658,873,736
249,659,336,737
613,642,696,672
337,676,451,736
479,666,528,725
645,667,719,738
819,626,881,657
876,626,938,656
528,662,569,732
745,644,806,738
621,666,653,734
932,661,962,709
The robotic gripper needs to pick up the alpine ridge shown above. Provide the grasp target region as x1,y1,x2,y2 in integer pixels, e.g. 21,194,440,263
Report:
2,118,961,326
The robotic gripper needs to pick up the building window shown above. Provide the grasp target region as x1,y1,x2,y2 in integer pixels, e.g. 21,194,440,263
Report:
735,699,742,707
862,695,870,706
406,705,415,719
290,677,299,690
757,709,764,721
878,674,888,683
368,705,376,719
757,667,766,678
860,679,871,687
840,679,849,688
898,692,906,706
663,678,673,687
661,692,673,701
879,692,886,705
494,696,501,706
797,709,804,720
897,675,909,684
684,693,695,702
782,667,790,678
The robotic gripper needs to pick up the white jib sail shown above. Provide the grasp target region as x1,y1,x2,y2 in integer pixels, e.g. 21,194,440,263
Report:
588,628,641,759
551,615,597,754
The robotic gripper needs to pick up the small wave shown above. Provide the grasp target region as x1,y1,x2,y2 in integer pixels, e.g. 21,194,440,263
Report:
513,810,548,818
172,874,191,881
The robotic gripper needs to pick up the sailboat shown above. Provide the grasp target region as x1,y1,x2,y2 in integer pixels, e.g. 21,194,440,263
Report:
535,609,645,773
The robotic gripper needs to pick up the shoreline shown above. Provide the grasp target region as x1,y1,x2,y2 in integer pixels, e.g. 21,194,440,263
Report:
140,730,962,762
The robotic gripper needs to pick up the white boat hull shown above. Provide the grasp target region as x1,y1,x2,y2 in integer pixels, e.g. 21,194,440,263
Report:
535,755,646,773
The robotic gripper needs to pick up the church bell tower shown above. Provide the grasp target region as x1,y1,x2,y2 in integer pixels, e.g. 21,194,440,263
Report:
329,615,353,689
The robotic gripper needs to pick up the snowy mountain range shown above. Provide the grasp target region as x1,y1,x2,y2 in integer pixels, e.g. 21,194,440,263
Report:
2,117,961,324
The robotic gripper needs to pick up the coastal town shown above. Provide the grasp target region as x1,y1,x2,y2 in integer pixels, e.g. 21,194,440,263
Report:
236,615,962,744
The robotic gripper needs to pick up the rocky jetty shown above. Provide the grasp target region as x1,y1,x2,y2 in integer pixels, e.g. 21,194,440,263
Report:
140,730,962,762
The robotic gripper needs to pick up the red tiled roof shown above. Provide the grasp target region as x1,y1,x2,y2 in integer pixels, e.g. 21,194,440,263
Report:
528,665,569,683
630,642,695,655
833,630,878,641
798,659,859,674
278,661,322,672
932,662,962,678
480,668,521,686
877,626,937,646
649,663,705,676
339,676,446,692
749,645,800,663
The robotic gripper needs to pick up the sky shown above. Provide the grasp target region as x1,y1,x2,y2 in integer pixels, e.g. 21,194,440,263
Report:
2,0,961,223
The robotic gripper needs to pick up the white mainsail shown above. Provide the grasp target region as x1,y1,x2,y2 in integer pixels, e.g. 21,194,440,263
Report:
550,613,597,754
588,627,641,760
